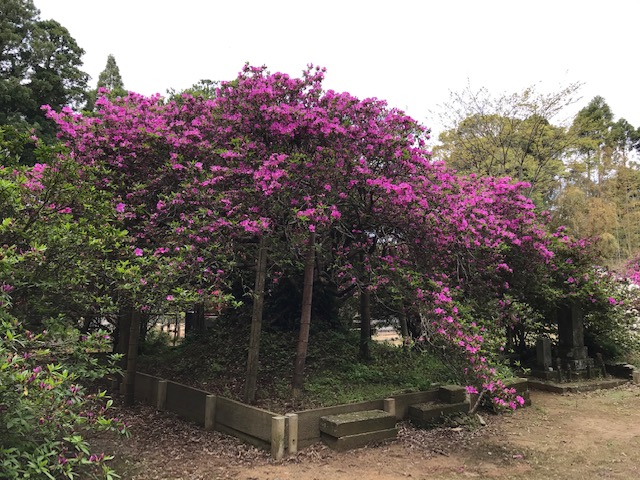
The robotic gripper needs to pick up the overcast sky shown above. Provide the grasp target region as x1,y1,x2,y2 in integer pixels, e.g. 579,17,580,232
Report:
37,0,639,140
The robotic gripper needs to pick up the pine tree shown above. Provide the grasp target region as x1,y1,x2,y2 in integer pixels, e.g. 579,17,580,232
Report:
97,54,124,93
85,54,126,111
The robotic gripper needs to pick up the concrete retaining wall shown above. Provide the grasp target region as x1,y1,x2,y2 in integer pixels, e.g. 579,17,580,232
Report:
133,372,282,455
134,372,159,405
215,396,274,449
133,371,472,458
165,380,209,424
389,390,440,419
295,399,385,448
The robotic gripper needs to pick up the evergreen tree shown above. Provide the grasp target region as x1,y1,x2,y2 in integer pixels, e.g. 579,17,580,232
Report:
558,97,640,262
97,54,124,93
86,54,126,111
0,0,88,162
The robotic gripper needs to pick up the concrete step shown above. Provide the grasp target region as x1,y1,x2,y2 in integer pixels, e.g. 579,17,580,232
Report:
319,409,396,438
321,427,398,451
409,401,469,427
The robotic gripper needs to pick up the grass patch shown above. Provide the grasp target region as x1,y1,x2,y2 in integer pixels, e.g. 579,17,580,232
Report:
138,319,458,410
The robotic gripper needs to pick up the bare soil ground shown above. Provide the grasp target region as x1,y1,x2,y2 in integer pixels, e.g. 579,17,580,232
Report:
97,383,640,480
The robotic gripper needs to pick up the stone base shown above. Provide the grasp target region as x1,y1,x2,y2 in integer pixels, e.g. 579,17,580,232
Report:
605,363,636,379
409,401,469,427
564,358,591,371
321,428,398,451
531,368,560,381
528,377,626,394
319,410,396,438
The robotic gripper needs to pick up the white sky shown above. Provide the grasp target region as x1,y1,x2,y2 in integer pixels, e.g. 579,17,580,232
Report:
37,0,639,141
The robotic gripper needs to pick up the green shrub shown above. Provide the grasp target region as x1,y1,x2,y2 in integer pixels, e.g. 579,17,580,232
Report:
0,308,128,479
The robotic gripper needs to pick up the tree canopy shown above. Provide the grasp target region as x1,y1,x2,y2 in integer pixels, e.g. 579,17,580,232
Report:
39,65,626,406
0,58,636,417
435,83,581,206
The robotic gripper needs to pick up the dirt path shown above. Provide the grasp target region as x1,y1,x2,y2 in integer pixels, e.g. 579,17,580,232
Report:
101,384,640,479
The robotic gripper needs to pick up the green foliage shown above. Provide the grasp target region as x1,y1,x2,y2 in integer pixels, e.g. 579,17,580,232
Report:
0,303,127,479
581,272,640,361
435,83,581,206
0,0,88,162
138,327,172,356
140,320,456,408
304,331,452,405
0,146,131,325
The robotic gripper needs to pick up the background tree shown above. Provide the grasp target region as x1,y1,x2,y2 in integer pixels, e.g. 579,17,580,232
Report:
97,54,124,92
0,0,88,162
434,83,581,206
558,96,640,262
85,54,126,110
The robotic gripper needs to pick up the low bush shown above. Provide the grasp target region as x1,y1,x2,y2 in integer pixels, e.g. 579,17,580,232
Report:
0,306,128,480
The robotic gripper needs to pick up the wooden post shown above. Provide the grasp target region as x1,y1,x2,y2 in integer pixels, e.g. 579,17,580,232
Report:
292,232,316,398
244,236,269,404
286,413,298,455
116,308,131,392
157,380,167,410
124,309,141,406
205,395,217,431
271,415,286,460
194,302,205,332
359,285,372,360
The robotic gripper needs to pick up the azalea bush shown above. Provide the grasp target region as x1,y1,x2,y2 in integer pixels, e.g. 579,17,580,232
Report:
580,269,640,361
0,294,127,479
38,64,634,409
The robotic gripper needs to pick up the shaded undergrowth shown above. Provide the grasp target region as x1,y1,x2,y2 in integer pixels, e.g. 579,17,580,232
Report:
138,318,457,411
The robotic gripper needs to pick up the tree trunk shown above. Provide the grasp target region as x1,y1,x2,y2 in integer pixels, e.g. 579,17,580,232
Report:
244,236,269,404
194,303,205,332
359,286,372,360
185,303,205,336
292,232,316,399
138,312,149,344
124,309,142,406
399,311,409,348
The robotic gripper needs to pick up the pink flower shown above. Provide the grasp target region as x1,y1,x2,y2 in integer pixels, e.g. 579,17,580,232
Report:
134,248,143,257
166,295,175,301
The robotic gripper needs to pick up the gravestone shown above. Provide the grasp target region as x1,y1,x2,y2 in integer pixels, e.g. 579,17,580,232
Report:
531,303,604,382
556,303,590,372
531,335,556,380
536,336,552,369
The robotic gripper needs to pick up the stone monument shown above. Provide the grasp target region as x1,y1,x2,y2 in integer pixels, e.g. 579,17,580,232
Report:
531,302,605,382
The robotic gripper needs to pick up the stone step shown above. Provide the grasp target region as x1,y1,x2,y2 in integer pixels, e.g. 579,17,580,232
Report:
409,401,469,427
321,427,398,452
438,385,467,404
319,409,396,438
